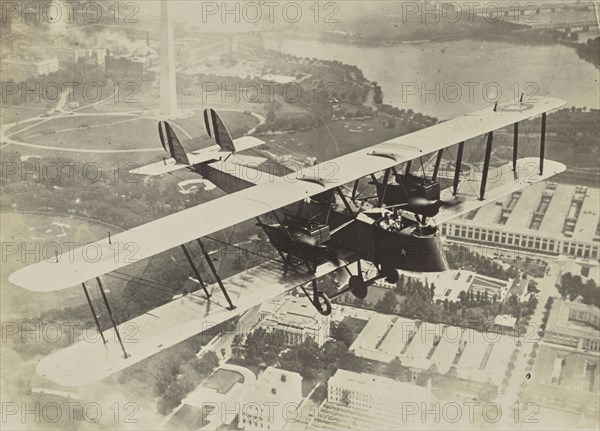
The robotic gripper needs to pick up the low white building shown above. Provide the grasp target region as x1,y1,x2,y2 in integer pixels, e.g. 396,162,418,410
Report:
259,295,330,346
407,269,511,303
327,369,430,422
238,367,303,430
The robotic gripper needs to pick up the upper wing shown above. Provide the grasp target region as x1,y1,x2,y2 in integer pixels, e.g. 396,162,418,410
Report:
9,97,565,292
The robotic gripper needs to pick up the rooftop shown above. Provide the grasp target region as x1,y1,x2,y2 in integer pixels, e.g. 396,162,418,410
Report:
545,299,600,339
453,183,600,244
260,296,325,330
329,369,428,402
573,188,600,242
347,307,517,385
494,314,517,328
240,367,302,405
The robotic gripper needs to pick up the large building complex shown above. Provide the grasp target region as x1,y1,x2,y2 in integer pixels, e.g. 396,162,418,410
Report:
348,310,517,385
544,299,600,352
440,183,600,260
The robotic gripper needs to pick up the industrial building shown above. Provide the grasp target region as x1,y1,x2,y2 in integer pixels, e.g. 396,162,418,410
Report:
55,48,107,68
1,57,59,81
349,311,517,385
440,183,600,260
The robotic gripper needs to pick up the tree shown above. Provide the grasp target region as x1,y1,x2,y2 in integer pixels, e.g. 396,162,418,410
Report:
231,334,244,359
446,366,458,379
331,321,354,348
310,383,328,403
375,290,398,314
386,357,403,380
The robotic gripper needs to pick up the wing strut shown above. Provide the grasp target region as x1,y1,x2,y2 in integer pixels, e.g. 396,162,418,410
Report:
513,122,519,172
181,245,211,299
335,187,355,216
479,131,494,200
96,277,129,359
81,282,107,345
351,180,359,202
452,141,464,195
196,239,235,310
539,112,546,175
378,169,392,207
432,149,443,181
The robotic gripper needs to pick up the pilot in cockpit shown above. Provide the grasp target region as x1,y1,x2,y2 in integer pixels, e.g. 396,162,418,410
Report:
378,211,400,231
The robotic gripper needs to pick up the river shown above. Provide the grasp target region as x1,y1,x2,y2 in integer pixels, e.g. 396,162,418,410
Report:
265,38,599,119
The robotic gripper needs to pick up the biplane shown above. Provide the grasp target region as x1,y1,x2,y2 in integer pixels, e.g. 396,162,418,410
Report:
9,97,566,386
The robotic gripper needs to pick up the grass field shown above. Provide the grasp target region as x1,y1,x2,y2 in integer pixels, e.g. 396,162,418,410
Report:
12,115,159,151
0,212,148,320
259,118,404,162
203,369,244,394
1,104,54,125
10,110,258,154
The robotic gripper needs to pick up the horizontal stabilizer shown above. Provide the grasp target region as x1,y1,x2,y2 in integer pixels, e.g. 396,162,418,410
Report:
131,136,265,176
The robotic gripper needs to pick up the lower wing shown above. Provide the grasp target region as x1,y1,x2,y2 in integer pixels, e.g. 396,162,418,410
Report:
35,254,354,386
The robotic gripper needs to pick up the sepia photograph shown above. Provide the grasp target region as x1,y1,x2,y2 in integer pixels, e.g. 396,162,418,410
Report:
1,1,599,430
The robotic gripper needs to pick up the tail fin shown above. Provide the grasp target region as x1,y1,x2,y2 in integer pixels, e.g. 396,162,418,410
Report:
203,108,236,152
158,121,190,165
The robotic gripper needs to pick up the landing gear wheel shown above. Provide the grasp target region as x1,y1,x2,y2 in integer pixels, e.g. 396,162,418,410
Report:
382,267,399,284
349,276,368,299
313,291,332,316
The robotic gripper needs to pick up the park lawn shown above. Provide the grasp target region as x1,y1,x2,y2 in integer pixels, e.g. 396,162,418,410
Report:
88,82,162,112
0,212,138,320
16,116,160,151
1,105,52,124
203,369,244,394
225,358,263,377
258,117,407,162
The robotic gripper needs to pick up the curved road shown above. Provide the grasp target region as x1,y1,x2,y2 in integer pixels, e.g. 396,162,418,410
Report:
1,95,264,154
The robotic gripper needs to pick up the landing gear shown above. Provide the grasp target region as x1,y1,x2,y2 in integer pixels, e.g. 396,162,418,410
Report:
301,279,333,316
381,266,399,284
313,291,332,316
349,276,367,299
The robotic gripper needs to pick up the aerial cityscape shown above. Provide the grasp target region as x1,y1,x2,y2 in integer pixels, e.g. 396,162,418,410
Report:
1,1,599,430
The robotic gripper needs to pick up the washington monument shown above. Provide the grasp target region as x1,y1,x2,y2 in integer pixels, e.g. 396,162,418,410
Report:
160,0,177,117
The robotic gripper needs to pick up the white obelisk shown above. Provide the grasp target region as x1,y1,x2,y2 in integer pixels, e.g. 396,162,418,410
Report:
160,0,177,117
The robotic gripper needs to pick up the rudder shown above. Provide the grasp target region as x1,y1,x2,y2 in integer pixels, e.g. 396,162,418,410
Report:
203,108,236,152
158,121,190,165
